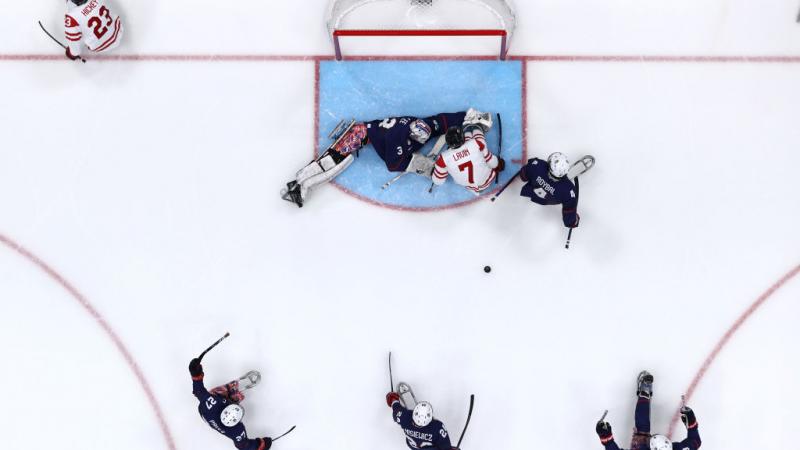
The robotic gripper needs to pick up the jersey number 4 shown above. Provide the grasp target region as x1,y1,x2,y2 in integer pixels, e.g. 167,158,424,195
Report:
457,161,474,183
88,6,113,39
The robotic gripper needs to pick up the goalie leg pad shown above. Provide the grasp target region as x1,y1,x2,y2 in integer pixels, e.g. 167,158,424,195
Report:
299,152,354,199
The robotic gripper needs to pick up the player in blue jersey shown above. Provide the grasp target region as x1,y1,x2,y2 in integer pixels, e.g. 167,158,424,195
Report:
595,371,702,450
385,391,456,450
282,110,491,207
189,358,273,450
519,152,580,228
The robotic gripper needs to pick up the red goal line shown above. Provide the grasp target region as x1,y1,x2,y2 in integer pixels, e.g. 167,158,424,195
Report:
332,29,509,60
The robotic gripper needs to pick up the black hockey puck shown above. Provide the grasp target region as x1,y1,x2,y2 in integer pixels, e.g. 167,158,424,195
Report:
484,265,491,273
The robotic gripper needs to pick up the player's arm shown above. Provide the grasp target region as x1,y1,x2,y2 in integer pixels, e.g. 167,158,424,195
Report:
672,408,701,450
189,358,210,400
64,15,83,60
386,392,409,426
431,155,449,186
465,126,498,169
519,158,542,182
433,423,453,450
235,435,272,450
560,181,580,228
422,112,468,137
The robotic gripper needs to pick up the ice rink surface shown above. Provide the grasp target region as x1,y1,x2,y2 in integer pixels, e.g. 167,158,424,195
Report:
1,1,799,450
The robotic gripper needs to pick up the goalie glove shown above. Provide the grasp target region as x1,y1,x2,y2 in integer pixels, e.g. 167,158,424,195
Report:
463,108,493,132
406,152,435,177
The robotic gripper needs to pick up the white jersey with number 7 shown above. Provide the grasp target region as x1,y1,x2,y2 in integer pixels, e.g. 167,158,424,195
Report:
65,0,124,57
431,128,499,193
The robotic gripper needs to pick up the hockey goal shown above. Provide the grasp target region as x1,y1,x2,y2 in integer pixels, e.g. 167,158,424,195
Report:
326,0,517,60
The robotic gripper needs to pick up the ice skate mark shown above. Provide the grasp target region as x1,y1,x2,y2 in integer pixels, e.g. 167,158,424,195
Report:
0,233,177,450
667,263,800,438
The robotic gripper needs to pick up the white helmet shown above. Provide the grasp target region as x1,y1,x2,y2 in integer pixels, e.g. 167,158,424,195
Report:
547,152,570,178
412,401,433,427
649,434,671,450
220,404,245,427
409,119,432,144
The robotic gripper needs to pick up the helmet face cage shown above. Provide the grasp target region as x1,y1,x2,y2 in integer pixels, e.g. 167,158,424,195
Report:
649,434,671,450
547,152,570,178
409,120,432,144
220,404,245,427
412,401,434,427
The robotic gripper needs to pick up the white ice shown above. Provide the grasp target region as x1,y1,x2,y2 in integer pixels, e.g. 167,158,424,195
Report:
0,1,799,450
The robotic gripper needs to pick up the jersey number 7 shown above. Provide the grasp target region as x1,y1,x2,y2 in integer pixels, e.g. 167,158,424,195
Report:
457,161,474,183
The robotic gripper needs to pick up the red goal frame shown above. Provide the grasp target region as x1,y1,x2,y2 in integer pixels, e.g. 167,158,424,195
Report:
332,29,509,61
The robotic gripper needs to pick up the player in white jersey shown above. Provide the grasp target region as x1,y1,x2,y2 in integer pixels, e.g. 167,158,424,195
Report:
64,0,124,60
431,110,504,193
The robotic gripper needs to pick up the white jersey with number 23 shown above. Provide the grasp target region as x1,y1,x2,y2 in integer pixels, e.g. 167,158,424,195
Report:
65,0,124,57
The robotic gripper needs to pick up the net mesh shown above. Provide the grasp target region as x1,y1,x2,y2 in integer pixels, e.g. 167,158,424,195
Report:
327,0,516,38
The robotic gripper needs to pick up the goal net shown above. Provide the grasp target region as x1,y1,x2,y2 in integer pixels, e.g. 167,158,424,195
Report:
326,0,517,60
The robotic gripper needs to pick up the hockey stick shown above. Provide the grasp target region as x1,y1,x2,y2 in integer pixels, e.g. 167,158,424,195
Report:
38,21,86,63
198,332,230,362
455,394,475,449
495,113,502,184
598,409,608,423
388,352,394,391
490,170,520,202
273,425,296,441
382,172,406,190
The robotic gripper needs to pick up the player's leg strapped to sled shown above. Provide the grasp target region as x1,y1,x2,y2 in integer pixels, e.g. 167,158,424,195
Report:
281,120,367,207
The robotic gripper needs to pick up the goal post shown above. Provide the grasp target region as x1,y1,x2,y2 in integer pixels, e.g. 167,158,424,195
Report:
326,0,517,60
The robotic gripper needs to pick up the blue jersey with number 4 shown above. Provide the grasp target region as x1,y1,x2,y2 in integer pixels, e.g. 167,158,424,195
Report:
519,158,579,227
365,112,466,172
392,402,453,450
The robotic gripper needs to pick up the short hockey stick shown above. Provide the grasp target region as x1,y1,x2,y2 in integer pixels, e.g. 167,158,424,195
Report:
455,394,475,448
273,425,296,441
598,409,608,423
388,352,394,391
38,21,86,63
495,113,502,184
490,170,520,202
382,172,406,190
198,332,230,362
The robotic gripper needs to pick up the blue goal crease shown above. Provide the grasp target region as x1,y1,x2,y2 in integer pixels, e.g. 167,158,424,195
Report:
318,60,524,210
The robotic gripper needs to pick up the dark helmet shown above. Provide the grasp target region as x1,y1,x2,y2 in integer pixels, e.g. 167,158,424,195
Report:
445,126,465,148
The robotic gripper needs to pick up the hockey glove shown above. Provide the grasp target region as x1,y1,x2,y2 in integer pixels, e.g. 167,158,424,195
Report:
189,358,204,378
596,421,613,443
386,392,400,407
258,437,272,450
680,406,697,429
568,213,580,229
66,47,80,61
495,157,506,173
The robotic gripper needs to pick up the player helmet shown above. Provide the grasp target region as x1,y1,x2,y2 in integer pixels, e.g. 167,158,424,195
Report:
547,152,570,178
220,404,245,427
409,119,432,144
412,401,434,427
649,434,671,450
445,126,465,148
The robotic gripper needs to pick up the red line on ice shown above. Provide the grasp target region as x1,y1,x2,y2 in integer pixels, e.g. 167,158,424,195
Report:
0,233,177,450
3,53,800,63
667,263,800,438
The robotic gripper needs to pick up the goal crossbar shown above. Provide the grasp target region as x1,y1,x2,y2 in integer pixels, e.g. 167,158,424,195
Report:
333,29,509,60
